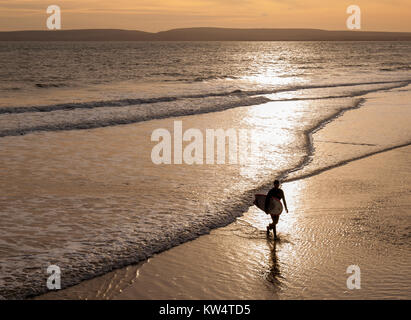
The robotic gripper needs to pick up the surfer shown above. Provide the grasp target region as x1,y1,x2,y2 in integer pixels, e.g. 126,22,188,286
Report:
264,180,288,239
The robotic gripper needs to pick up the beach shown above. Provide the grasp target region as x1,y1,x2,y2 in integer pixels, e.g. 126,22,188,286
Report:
36,145,411,300
35,86,411,300
2,0,411,307
0,41,410,300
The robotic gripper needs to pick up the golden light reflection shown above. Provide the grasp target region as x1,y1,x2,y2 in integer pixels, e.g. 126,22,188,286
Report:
243,179,305,235
237,100,310,182
240,74,298,87
279,179,305,232
236,178,307,292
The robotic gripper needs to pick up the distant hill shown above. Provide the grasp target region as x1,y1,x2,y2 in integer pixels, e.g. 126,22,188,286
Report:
1,28,411,41
0,29,153,41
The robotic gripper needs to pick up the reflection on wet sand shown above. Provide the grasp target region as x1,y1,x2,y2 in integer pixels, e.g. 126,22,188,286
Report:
266,239,282,290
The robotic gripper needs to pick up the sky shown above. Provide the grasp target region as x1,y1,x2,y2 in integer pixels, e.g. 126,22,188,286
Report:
0,0,410,32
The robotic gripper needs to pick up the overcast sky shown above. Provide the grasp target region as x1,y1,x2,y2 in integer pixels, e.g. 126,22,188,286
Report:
0,0,410,32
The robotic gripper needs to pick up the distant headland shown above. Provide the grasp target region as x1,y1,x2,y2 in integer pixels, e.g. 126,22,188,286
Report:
1,28,411,41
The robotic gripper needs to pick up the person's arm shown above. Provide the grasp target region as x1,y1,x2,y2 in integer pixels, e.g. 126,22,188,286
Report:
264,189,273,213
282,191,289,213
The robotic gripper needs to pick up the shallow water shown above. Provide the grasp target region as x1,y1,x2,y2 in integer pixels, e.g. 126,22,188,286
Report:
0,41,410,299
108,145,411,300
38,145,411,300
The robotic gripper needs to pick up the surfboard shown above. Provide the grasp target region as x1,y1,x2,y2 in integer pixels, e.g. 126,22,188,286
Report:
254,194,283,216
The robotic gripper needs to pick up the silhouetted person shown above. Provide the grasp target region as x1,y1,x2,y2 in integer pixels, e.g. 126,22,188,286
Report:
264,180,288,239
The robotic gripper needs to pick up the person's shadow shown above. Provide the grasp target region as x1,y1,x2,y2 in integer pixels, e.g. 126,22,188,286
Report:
265,236,282,289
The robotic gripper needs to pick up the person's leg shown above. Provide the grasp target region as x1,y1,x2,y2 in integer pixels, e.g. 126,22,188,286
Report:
267,222,274,235
272,215,279,239
267,215,275,236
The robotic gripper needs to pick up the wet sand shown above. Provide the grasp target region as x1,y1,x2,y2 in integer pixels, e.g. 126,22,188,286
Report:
37,144,411,300
31,86,411,300
117,146,411,300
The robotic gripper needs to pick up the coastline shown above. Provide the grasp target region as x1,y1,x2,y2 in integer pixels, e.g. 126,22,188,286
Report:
116,145,411,300
35,86,411,300
36,144,411,300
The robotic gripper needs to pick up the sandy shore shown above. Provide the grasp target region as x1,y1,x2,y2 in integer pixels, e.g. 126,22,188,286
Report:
32,85,411,300
117,146,411,300
36,143,411,300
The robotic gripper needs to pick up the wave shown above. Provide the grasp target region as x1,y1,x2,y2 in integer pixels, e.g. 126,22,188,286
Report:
2,87,21,91
35,83,68,89
278,98,366,181
1,80,409,116
1,84,410,299
0,96,271,138
285,141,411,184
193,75,239,82
380,66,411,72
0,91,242,115
0,80,409,139
8,98,410,300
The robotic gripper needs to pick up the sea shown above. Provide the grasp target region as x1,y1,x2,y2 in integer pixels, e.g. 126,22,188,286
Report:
0,41,410,299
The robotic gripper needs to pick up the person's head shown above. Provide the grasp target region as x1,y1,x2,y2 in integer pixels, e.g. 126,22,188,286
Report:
274,180,280,188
